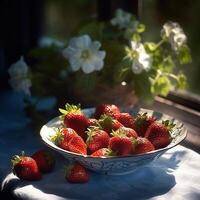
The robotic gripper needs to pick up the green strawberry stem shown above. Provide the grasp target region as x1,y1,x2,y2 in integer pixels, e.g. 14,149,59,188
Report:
134,112,148,129
86,126,99,144
107,149,117,156
162,120,176,131
50,128,64,146
59,103,82,116
64,164,73,178
97,114,114,129
11,151,25,170
111,129,127,137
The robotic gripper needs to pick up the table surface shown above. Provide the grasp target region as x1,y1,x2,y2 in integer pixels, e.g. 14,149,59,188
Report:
1,91,200,200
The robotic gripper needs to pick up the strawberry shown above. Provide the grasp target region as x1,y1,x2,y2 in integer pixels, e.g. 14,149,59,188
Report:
113,127,138,139
97,114,123,134
134,137,155,154
65,162,89,183
68,136,87,155
145,120,175,149
59,103,89,139
133,112,156,137
86,128,110,154
95,104,120,119
51,128,87,155
32,149,55,173
109,136,134,156
88,118,98,126
11,152,42,181
91,148,115,157
117,112,135,129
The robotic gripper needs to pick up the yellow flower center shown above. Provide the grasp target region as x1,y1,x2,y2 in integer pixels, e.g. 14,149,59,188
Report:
130,50,139,59
81,49,90,59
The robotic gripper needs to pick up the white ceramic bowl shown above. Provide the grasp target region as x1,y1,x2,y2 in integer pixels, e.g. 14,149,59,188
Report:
40,108,187,175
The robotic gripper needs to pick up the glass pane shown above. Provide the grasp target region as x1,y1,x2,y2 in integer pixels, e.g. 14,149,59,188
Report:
142,0,200,96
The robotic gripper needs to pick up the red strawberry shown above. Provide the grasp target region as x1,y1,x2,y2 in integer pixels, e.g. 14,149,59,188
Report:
68,136,87,155
91,148,115,157
134,137,155,154
97,114,123,134
32,149,55,173
109,136,133,156
118,112,135,129
86,128,110,154
51,128,87,155
51,128,77,150
88,118,98,126
11,152,42,181
133,112,156,137
65,162,89,183
95,104,120,119
59,104,89,139
145,120,174,149
114,127,138,139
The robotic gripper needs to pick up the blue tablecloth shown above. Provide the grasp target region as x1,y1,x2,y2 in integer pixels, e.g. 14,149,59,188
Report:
1,91,200,200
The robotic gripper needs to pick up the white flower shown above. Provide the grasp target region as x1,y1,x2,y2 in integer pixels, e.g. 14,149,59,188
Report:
9,78,32,96
39,36,64,48
8,56,31,95
130,41,152,74
8,56,29,79
161,21,187,51
111,9,133,29
62,35,106,74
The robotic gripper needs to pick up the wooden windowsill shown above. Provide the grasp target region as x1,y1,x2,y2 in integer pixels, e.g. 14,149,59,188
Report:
141,96,200,154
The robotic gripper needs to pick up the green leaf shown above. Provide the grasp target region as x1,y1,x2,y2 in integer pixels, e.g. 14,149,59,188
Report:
177,46,192,65
177,73,188,89
131,33,141,42
59,108,68,115
79,22,105,40
74,72,97,94
162,120,176,131
100,40,126,84
133,72,154,103
151,76,171,96
114,60,132,82
29,46,60,58
144,42,157,52
162,56,174,72
136,23,145,33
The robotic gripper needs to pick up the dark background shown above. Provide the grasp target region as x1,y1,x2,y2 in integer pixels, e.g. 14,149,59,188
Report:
0,0,199,96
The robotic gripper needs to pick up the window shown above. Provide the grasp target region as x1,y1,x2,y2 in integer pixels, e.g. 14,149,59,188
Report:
142,0,200,110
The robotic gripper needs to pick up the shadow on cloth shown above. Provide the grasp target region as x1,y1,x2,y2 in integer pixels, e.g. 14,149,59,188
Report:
1,150,188,200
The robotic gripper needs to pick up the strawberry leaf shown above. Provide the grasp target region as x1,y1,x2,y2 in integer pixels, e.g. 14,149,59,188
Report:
111,129,126,137
50,128,64,146
59,108,68,115
162,120,176,131
86,126,99,144
64,164,73,178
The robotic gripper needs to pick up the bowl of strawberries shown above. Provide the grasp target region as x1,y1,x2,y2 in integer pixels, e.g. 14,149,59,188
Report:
40,103,187,175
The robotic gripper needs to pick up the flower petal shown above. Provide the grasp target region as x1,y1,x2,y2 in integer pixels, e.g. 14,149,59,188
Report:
82,63,95,74
62,47,77,59
8,56,29,79
94,60,104,71
69,35,91,49
96,51,106,60
69,58,82,71
132,61,143,74
91,41,101,50
9,78,32,95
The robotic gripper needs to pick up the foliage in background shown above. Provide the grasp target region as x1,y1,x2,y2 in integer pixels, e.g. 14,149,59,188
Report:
142,0,199,95
8,9,192,124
